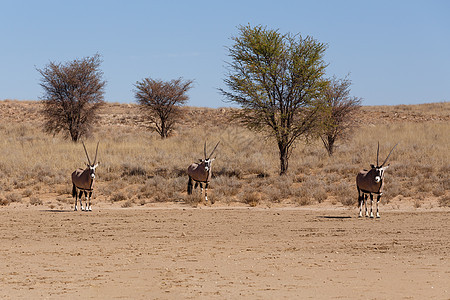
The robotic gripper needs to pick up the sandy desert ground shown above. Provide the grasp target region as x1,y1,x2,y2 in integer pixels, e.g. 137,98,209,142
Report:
0,204,448,299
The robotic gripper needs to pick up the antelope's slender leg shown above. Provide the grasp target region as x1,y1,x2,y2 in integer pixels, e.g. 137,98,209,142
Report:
74,188,78,211
205,182,209,202
376,194,381,218
87,191,92,211
358,190,363,217
369,194,374,218
364,194,369,217
78,191,84,211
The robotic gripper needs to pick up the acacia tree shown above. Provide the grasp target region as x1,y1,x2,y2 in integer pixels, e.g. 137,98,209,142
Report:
220,25,328,175
37,54,106,142
319,76,361,156
134,77,193,138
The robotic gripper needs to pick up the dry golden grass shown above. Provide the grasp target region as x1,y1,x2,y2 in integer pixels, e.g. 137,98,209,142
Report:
0,100,448,208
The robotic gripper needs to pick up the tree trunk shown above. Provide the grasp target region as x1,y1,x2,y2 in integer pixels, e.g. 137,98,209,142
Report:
160,119,167,139
326,135,335,156
278,142,289,175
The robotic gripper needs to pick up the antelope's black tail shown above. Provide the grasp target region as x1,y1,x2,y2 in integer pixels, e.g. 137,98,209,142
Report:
72,184,77,198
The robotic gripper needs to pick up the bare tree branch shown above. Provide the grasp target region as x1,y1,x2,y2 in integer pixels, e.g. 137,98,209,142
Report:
37,54,105,142
134,78,193,138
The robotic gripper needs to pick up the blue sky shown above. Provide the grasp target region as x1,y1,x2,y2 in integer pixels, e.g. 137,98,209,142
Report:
1,0,449,107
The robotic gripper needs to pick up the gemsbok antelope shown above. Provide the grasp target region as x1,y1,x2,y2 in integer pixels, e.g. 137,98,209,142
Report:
356,142,398,218
72,141,100,211
187,141,220,203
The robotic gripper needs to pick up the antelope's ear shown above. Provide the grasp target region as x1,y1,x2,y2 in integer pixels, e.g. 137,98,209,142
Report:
211,158,215,162
198,158,203,162
94,163,99,168
86,163,90,167
370,164,375,169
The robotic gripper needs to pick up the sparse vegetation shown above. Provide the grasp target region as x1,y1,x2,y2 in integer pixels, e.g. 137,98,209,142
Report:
243,190,261,207
29,196,43,206
0,100,448,209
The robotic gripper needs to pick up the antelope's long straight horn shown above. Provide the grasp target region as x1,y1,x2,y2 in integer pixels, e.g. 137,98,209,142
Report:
381,143,398,167
82,141,91,165
93,141,99,164
209,141,220,158
204,141,207,160
376,142,380,167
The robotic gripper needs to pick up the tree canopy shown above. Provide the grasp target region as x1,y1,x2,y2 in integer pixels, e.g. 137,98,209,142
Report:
37,54,105,142
221,25,329,174
135,77,193,138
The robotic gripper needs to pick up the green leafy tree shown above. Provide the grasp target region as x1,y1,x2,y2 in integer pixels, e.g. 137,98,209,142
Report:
37,54,106,142
220,25,328,175
319,76,361,156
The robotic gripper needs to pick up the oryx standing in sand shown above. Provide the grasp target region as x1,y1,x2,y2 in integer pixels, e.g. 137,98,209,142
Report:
356,142,398,218
72,141,100,211
187,141,220,203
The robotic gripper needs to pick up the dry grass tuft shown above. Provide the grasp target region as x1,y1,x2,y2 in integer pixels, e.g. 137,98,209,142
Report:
6,192,22,203
29,196,43,206
243,190,261,207
438,195,450,207
183,193,203,207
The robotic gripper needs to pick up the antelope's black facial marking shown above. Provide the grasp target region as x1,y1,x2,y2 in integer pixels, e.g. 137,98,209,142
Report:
89,166,96,179
87,163,98,179
204,159,212,172
374,168,382,183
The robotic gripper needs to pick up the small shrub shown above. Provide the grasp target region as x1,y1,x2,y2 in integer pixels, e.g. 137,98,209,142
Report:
312,187,328,203
29,196,43,206
55,185,71,196
414,199,422,208
6,192,22,203
22,188,33,197
296,196,312,206
14,180,26,189
438,195,450,207
121,200,133,208
339,196,355,207
265,186,283,203
243,191,261,207
383,180,401,201
56,195,71,203
0,196,11,206
432,184,445,197
184,193,203,207
122,164,147,177
110,191,127,202
213,176,242,198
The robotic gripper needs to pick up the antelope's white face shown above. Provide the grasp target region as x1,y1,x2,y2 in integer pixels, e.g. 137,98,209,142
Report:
87,163,99,179
371,164,389,183
203,158,215,172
